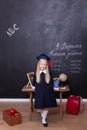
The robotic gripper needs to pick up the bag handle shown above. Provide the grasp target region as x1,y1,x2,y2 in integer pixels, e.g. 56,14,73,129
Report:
79,97,84,113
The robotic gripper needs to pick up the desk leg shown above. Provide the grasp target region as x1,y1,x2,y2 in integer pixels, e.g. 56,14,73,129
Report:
29,92,33,121
59,92,63,120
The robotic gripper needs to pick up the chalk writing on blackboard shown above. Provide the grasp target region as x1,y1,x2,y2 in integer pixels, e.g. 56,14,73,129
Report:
48,42,82,74
6,24,19,37
48,42,82,59
70,60,81,73
56,42,82,51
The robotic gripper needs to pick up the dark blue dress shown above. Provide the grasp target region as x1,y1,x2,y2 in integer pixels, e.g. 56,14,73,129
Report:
33,71,57,109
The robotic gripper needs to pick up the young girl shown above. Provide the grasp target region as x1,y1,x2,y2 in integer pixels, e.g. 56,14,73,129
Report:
33,53,57,127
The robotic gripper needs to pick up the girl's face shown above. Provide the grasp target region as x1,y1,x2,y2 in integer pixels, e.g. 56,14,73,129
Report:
39,59,47,71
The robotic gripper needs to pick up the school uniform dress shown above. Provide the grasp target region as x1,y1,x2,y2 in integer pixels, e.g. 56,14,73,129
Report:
33,71,57,109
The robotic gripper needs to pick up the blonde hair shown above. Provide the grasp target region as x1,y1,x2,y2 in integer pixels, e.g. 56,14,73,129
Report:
36,59,50,83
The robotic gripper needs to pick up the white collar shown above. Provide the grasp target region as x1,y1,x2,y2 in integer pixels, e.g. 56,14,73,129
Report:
40,70,46,74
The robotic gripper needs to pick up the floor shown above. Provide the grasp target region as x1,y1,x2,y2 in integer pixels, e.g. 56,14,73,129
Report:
0,101,87,130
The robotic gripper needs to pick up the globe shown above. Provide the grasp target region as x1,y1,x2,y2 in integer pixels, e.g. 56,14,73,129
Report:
59,73,68,82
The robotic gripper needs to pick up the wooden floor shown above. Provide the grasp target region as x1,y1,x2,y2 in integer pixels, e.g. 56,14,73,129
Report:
0,101,87,130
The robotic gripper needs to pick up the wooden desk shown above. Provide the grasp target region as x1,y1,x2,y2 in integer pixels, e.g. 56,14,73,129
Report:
21,85,70,121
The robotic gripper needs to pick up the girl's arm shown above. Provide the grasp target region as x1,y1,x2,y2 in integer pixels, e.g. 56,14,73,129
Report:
49,67,53,85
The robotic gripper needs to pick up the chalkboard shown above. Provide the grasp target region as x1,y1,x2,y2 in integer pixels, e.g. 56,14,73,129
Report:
0,0,87,98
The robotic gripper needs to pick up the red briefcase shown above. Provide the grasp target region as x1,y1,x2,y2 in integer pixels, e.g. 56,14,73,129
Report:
66,95,80,115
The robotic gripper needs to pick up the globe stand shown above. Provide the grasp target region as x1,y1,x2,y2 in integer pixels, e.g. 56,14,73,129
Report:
59,81,67,87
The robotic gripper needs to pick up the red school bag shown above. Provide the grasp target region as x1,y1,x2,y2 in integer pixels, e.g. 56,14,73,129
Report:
66,95,80,115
